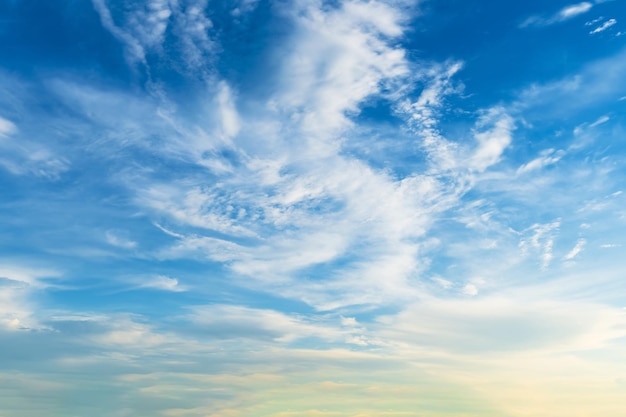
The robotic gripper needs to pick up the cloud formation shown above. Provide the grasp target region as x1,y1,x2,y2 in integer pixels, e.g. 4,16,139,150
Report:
520,1,594,27
589,18,617,34
2,0,626,416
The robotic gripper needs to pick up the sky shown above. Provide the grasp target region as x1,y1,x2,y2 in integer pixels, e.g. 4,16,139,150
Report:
1,0,626,416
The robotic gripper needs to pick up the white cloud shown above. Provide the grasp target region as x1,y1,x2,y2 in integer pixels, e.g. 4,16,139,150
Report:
462,283,479,296
138,275,186,292
399,61,464,171
0,283,33,331
123,0,462,310
272,0,409,155
519,221,561,268
171,0,215,72
432,276,453,289
0,264,60,331
564,238,587,260
91,0,150,66
138,184,259,238
5,2,626,416
274,1,408,133
470,108,515,172
577,190,623,213
573,114,612,137
105,230,138,249
590,18,617,34
38,0,624,321
378,295,626,353
0,265,59,288
46,78,242,178
92,0,215,73
585,16,604,26
216,81,240,140
589,115,610,127
520,2,593,28
187,305,345,343
149,153,453,309
92,315,169,349
399,66,516,177
0,116,17,137
512,48,626,120
517,149,565,174
0,150,69,179
47,0,459,307
558,2,593,20
0,117,68,179
231,0,260,17
340,316,358,327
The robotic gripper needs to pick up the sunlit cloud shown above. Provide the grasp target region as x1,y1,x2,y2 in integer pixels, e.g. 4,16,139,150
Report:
2,0,626,415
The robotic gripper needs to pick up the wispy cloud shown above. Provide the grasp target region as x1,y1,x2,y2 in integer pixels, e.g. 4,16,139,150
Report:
231,0,261,17
589,18,617,34
564,238,587,260
0,116,17,137
138,275,186,292
120,0,446,310
519,221,561,268
0,264,61,330
462,283,479,296
585,16,605,26
3,1,626,415
0,115,69,178
589,114,610,127
520,2,594,28
92,0,216,75
558,2,594,20
517,149,565,174
186,305,347,343
513,48,626,118
470,108,515,172
105,230,138,249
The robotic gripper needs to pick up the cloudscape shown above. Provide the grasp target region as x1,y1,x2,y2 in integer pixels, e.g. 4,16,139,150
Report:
1,0,626,416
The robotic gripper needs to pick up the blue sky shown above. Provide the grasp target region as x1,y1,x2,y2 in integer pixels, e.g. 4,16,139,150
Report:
1,0,626,416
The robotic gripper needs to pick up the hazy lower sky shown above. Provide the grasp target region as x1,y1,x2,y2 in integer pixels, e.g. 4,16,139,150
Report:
1,0,626,416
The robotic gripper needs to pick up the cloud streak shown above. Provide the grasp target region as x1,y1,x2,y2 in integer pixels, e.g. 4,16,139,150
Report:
520,2,594,28
590,18,617,34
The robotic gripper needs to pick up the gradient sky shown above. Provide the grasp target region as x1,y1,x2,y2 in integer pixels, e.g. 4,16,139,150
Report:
1,0,626,416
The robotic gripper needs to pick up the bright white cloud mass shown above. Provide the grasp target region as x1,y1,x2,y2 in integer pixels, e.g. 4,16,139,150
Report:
1,0,626,416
